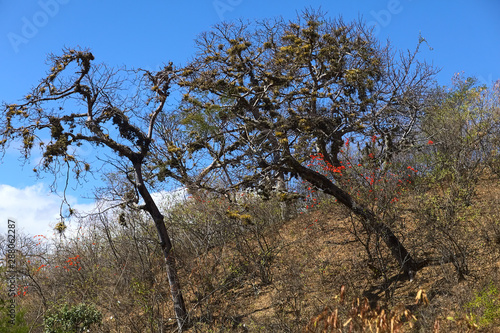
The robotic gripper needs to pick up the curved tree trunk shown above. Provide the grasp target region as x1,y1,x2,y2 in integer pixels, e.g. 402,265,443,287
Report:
287,157,418,279
134,163,188,331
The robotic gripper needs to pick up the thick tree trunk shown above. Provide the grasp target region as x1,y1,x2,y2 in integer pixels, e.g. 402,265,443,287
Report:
287,157,418,278
134,164,188,331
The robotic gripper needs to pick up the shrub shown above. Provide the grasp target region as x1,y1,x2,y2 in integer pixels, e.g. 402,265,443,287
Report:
43,302,102,333
0,299,30,333
465,282,500,328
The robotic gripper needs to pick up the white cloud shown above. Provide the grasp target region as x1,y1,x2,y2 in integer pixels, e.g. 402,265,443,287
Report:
152,187,189,211
0,182,188,241
0,183,96,238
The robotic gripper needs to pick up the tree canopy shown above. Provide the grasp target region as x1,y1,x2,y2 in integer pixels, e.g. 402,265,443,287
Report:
176,10,438,277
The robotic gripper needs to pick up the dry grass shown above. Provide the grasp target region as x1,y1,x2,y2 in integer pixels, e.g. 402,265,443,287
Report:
3,175,500,332
178,174,500,332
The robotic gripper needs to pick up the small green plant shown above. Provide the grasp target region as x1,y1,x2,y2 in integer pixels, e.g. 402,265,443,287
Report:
465,282,500,328
43,302,102,333
0,299,30,333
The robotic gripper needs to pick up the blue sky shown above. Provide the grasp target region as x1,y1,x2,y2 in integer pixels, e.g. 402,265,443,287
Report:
1,0,499,236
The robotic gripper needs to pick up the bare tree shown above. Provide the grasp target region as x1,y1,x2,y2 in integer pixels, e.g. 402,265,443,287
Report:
176,10,438,278
0,49,191,331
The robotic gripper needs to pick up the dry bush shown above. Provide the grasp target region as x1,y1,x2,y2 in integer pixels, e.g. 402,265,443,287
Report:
305,286,416,333
403,76,500,281
0,208,179,333
165,190,289,329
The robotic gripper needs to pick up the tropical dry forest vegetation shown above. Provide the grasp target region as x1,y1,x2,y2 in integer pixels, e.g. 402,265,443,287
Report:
1,10,500,333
